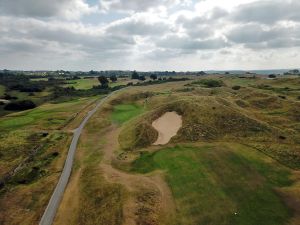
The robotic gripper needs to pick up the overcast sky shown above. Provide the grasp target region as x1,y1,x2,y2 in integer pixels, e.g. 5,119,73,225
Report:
0,0,299,71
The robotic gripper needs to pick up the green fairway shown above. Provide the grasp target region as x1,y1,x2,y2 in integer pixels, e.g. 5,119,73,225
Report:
64,78,99,90
132,144,292,225
111,104,144,124
0,97,97,131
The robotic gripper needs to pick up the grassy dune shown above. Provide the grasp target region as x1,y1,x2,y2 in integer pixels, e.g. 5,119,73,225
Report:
54,102,124,225
110,77,300,224
132,144,293,225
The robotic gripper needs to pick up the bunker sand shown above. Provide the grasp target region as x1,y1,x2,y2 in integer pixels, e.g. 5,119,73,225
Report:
152,111,182,145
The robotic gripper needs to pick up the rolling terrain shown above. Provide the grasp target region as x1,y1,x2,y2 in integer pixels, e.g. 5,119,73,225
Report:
55,75,300,225
1,74,300,225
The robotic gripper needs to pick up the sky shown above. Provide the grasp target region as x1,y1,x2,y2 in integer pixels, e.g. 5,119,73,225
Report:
0,0,300,71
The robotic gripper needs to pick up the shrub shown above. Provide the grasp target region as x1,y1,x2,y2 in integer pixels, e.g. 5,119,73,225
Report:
4,100,36,111
232,85,241,90
278,95,286,99
192,79,224,88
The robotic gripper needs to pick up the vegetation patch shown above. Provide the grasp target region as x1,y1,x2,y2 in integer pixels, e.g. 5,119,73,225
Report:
191,79,224,88
131,144,293,225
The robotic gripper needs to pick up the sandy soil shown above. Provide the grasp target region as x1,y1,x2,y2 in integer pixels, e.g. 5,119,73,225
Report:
53,169,81,225
152,111,182,145
100,126,176,225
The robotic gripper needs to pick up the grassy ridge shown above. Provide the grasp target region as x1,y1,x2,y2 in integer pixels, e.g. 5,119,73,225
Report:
132,144,293,225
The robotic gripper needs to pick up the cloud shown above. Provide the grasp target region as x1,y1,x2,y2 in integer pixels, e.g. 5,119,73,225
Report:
157,35,228,51
99,0,190,12
0,15,136,60
0,0,97,19
232,0,300,24
0,0,300,70
105,13,172,36
227,23,300,49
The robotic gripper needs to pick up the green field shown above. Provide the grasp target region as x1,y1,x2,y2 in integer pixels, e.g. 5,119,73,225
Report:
132,144,293,225
111,104,144,124
64,78,99,90
30,78,49,81
0,97,97,131
0,85,5,96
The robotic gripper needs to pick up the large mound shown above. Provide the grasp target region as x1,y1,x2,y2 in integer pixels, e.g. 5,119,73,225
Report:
119,96,271,150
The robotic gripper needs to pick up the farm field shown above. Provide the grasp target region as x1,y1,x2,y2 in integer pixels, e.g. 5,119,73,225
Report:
64,77,99,90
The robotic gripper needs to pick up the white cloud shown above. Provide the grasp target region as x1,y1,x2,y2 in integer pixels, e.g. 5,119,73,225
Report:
0,0,300,70
0,0,98,20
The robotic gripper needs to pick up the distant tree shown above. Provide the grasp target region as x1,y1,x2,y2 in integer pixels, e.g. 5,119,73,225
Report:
268,74,277,79
225,72,230,75
3,94,18,100
150,74,158,80
98,76,109,87
198,71,206,76
89,70,97,75
110,75,118,82
290,69,299,74
138,75,146,81
131,70,139,80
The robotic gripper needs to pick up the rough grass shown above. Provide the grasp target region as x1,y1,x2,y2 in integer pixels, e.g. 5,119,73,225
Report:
191,79,224,88
0,96,101,225
0,85,5,96
55,107,124,225
118,95,271,151
131,144,293,225
111,104,144,124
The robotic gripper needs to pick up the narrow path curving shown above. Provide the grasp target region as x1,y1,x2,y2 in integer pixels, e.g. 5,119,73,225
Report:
39,89,126,225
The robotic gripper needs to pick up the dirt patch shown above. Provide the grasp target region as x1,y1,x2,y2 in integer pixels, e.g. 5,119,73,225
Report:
152,111,182,145
53,169,81,225
100,126,176,225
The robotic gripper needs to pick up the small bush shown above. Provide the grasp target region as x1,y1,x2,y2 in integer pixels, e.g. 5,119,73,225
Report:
232,85,241,90
4,100,36,111
192,79,224,88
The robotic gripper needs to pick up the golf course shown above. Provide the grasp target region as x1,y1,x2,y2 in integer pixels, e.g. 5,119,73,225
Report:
1,73,300,225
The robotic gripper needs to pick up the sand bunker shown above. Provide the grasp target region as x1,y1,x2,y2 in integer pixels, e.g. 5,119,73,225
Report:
152,111,182,145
